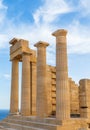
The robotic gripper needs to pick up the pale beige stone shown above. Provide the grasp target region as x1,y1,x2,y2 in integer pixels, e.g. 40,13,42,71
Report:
34,41,49,118
69,78,80,115
31,62,37,115
52,29,70,120
9,38,37,116
1,29,90,130
46,65,52,116
79,79,90,118
9,35,80,118
21,52,31,116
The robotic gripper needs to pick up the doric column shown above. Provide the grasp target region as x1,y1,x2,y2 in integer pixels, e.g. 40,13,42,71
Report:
21,52,31,116
34,41,49,118
79,79,90,118
10,59,19,114
31,62,37,115
52,29,70,120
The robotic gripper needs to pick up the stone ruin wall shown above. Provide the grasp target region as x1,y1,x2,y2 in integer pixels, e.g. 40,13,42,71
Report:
44,66,80,115
46,66,80,116
10,38,80,116
79,79,90,118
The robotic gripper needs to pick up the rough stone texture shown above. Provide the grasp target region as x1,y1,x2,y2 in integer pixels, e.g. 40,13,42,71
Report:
48,68,80,116
21,53,31,116
50,66,56,116
2,29,89,130
34,41,49,118
46,65,52,116
9,38,37,116
0,115,90,130
79,79,90,118
9,36,80,117
10,59,19,114
52,29,70,120
31,62,37,115
69,78,80,115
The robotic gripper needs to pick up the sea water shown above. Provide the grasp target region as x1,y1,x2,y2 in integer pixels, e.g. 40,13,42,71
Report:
0,110,9,121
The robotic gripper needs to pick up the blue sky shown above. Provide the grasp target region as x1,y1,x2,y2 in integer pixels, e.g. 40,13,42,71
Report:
0,0,90,109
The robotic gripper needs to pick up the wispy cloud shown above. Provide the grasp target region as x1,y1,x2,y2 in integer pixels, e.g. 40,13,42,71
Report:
0,0,7,24
67,20,90,54
0,0,7,9
33,0,74,25
0,73,10,80
0,0,90,58
78,0,90,17
3,74,10,80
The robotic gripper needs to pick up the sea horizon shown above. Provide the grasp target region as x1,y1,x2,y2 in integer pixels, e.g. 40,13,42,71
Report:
0,109,9,121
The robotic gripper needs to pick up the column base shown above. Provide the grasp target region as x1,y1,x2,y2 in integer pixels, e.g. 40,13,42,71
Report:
10,112,20,115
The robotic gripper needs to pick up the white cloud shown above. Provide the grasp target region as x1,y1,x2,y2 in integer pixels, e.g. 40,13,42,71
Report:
0,0,7,9
0,73,10,80
0,34,9,49
0,0,9,49
67,21,90,54
79,0,90,17
33,0,74,25
0,0,90,58
3,74,10,80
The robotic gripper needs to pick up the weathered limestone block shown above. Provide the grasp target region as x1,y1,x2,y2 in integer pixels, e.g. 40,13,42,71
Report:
9,38,30,61
69,78,79,115
79,79,90,118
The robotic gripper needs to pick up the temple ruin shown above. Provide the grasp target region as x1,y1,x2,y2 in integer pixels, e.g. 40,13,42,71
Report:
0,29,90,130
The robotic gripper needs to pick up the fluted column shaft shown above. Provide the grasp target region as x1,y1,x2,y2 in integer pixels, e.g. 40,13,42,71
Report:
34,41,49,118
31,62,37,115
52,29,70,120
21,53,31,116
10,59,19,114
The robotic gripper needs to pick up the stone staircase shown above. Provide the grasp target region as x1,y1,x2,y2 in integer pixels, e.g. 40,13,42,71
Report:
0,115,62,130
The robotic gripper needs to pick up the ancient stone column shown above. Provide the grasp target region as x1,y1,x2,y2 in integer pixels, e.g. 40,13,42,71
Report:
79,79,90,118
34,41,49,118
31,62,37,115
52,29,70,120
21,52,31,116
10,59,19,114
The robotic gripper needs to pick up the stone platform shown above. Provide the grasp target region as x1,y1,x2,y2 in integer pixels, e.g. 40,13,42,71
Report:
0,115,89,130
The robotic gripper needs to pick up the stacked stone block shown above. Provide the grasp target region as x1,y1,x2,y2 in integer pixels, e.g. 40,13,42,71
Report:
79,79,90,118
2,28,89,130
46,65,52,116
51,67,56,115
9,38,37,116
9,30,80,119
69,78,79,115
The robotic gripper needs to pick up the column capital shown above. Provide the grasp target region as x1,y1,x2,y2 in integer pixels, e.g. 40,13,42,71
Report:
52,29,67,37
34,41,49,48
